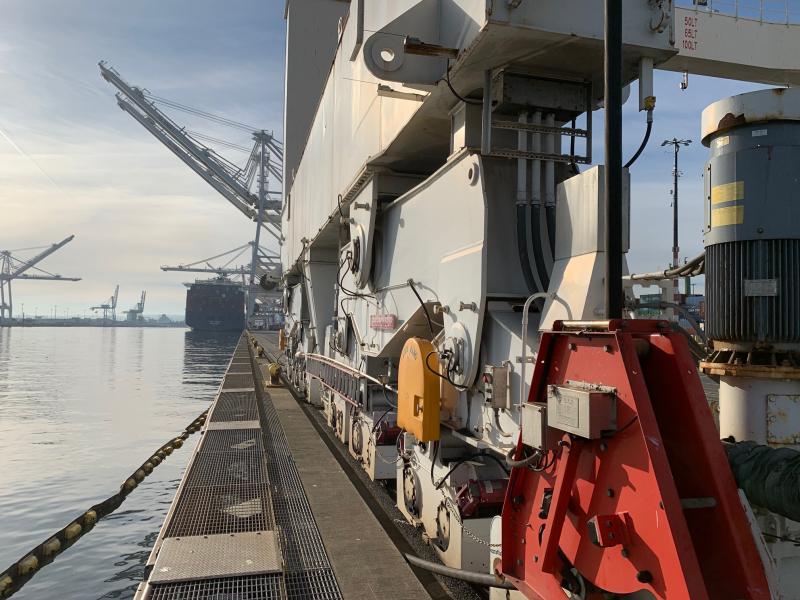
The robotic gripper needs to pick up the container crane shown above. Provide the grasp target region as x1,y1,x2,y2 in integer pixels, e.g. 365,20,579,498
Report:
97,62,284,254
91,285,119,322
160,243,256,281
124,291,146,322
0,235,81,322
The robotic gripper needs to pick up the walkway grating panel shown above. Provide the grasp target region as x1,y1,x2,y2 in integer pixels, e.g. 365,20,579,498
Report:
164,484,274,537
255,379,343,598
211,391,259,422
224,373,255,389
186,451,268,487
200,429,263,453
148,574,284,600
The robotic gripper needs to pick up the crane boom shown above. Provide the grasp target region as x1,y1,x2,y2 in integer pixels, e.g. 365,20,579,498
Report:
3,235,75,280
0,235,80,322
98,62,283,244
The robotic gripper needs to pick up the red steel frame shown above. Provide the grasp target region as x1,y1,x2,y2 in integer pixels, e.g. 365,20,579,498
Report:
500,320,770,599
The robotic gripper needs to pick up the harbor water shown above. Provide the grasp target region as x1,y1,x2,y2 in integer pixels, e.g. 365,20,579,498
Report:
0,327,240,599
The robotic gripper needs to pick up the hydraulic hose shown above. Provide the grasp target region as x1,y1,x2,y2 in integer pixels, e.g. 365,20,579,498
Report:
530,205,551,292
404,553,516,590
516,203,539,294
725,440,800,523
626,251,706,281
624,108,653,169
545,204,556,255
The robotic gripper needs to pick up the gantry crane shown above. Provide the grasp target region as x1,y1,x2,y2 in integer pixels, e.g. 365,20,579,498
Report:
91,285,119,322
124,291,146,321
0,235,81,322
160,243,269,281
97,62,283,256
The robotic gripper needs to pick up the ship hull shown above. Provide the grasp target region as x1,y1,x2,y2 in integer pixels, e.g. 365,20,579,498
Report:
185,281,245,332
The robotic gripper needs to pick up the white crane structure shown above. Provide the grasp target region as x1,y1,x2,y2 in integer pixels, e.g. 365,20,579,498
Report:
99,62,284,323
98,63,283,286
91,284,119,322
160,243,276,281
0,235,81,323
124,291,147,322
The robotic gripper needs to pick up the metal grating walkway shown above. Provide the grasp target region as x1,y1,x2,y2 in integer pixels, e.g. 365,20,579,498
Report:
141,334,342,600
254,363,343,598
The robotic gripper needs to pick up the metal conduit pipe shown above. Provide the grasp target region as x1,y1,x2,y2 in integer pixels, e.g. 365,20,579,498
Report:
519,292,553,407
515,111,538,293
404,553,516,590
528,111,551,290
530,206,551,291
516,205,539,294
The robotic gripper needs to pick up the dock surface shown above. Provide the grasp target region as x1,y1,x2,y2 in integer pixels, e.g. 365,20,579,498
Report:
135,333,431,600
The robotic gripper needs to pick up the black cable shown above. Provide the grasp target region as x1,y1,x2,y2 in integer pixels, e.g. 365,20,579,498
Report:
516,203,538,294
606,415,639,438
624,109,653,169
408,279,435,338
435,452,509,490
443,66,482,106
430,441,439,486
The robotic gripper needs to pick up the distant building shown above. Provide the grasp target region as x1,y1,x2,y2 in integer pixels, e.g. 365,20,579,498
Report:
157,314,172,324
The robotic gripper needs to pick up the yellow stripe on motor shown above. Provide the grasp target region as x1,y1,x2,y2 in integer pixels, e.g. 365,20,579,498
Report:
711,205,744,227
711,181,744,205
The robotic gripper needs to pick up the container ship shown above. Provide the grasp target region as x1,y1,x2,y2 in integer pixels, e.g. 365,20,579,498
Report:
184,277,245,332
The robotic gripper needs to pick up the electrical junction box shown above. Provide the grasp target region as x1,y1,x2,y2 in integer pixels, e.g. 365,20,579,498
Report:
546,382,616,439
521,403,548,451
483,364,510,410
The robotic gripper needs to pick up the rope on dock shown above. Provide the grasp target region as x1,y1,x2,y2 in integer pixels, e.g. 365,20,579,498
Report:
0,409,209,599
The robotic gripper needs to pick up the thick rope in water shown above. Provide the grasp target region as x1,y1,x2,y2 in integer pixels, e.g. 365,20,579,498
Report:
0,409,209,599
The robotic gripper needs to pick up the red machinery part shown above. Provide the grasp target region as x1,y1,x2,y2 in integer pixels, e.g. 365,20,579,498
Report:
375,421,402,446
500,320,771,599
456,479,509,519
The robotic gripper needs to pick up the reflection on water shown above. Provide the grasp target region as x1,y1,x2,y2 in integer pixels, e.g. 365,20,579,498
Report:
0,327,239,599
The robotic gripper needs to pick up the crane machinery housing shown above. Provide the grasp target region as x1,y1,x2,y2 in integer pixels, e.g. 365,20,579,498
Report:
0,236,81,323
277,1,800,598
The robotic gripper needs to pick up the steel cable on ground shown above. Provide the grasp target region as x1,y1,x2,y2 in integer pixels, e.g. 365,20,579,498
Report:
0,410,209,599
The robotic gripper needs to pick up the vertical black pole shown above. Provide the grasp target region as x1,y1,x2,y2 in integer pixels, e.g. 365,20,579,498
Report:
672,143,680,303
604,0,623,319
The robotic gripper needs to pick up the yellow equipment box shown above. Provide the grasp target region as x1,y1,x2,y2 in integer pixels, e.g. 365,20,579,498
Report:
397,338,440,442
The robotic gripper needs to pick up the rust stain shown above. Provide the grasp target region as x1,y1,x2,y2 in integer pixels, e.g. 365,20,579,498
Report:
717,112,747,131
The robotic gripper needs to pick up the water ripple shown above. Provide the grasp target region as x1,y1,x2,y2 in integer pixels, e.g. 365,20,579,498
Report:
0,327,239,599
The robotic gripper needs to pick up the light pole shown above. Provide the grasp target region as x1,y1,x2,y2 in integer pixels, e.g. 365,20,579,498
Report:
661,137,692,304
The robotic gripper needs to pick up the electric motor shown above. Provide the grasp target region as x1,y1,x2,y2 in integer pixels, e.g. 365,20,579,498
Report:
701,88,800,348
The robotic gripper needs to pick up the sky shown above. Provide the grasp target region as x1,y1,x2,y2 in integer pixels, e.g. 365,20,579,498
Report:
0,0,785,317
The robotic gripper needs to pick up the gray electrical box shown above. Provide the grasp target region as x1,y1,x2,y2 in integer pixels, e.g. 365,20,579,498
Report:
484,364,510,410
521,403,548,451
546,382,616,439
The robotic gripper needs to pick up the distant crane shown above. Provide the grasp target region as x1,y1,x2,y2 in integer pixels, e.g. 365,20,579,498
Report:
91,285,119,322
0,235,81,322
124,291,146,322
160,243,277,281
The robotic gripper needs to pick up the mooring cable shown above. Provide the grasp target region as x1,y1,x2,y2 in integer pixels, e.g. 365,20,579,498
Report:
0,409,209,599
